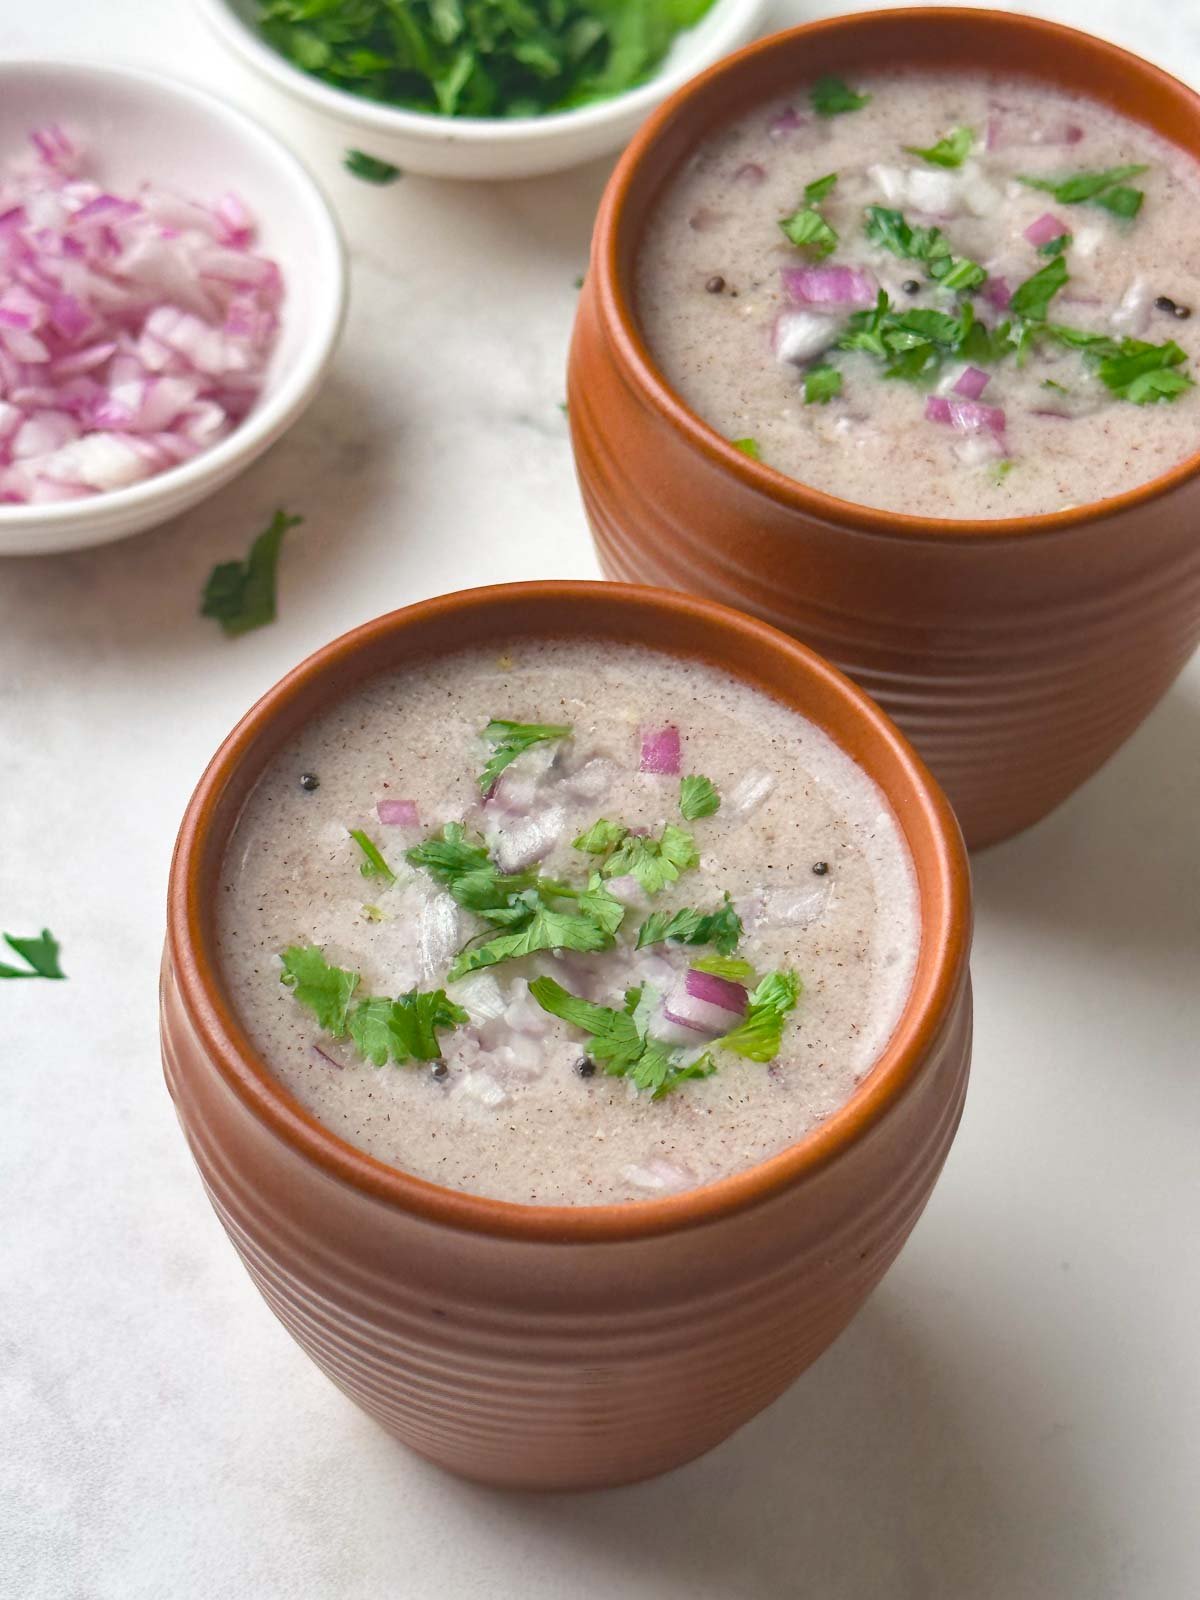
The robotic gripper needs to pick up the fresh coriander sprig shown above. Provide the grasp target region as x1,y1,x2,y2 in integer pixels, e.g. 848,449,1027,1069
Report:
863,206,986,292
679,775,720,820
905,126,974,168
478,719,571,793
0,928,65,980
529,977,716,1099
573,819,699,896
635,895,743,956
200,509,301,637
1018,164,1148,219
279,945,467,1066
810,76,870,117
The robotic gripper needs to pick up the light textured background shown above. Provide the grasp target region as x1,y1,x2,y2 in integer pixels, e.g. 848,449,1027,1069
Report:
2,2,1198,1596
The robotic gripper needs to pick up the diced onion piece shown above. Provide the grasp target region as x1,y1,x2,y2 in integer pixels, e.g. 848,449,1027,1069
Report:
733,162,767,185
987,107,1084,151
639,725,681,775
728,768,776,817
376,798,419,827
748,881,831,930
1023,212,1068,247
925,395,1007,438
684,967,748,1015
1110,277,1152,338
0,128,281,507
447,971,507,1025
768,108,806,140
952,366,991,400
782,265,878,310
417,892,461,983
622,1157,697,1193
490,806,564,872
605,873,649,909
907,168,960,217
772,308,838,366
561,755,616,802
983,276,1012,311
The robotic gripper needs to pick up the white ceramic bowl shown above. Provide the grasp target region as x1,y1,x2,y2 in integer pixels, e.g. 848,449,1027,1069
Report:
0,60,346,557
197,0,770,181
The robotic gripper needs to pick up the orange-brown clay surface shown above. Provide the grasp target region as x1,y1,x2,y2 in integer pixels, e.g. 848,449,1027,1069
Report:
569,9,1200,849
161,581,972,1490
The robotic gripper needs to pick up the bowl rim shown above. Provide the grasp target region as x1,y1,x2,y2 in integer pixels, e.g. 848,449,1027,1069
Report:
0,56,347,531
195,0,770,145
591,6,1200,541
166,579,972,1244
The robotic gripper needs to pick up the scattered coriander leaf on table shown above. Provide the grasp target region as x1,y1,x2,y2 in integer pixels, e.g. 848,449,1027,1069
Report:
0,928,65,980
344,150,402,184
200,509,301,637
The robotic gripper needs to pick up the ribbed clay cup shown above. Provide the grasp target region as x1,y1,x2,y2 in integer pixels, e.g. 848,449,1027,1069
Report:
161,581,972,1491
568,9,1200,850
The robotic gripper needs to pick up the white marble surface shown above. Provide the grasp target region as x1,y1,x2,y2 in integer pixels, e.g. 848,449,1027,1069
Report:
2,2,1198,1595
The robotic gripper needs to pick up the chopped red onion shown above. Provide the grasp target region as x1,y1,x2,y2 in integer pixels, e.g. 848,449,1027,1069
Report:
376,798,419,827
684,967,748,1014
782,266,878,310
417,892,461,982
688,208,724,233
772,308,838,366
742,881,831,931
662,970,745,1036
953,366,991,400
982,276,1012,311
768,108,806,140
489,806,564,872
639,725,681,775
925,395,1007,438
733,162,767,186
987,108,1084,151
0,127,281,504
1024,212,1068,247
605,873,649,909
448,971,507,1025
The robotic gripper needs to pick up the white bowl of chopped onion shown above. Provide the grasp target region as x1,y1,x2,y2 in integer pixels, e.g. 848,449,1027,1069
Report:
198,0,770,182
0,60,346,556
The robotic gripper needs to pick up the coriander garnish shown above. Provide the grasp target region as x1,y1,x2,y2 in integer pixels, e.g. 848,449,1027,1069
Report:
200,509,301,637
679,774,720,820
528,977,717,1099
1018,164,1148,219
863,206,986,292
350,829,397,884
344,150,402,184
731,437,761,459
905,126,974,169
810,76,870,117
635,895,743,956
280,945,467,1066
0,928,65,980
478,718,571,793
804,363,843,404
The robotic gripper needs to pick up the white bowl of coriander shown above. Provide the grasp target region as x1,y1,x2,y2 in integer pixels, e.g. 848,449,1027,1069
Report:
197,0,770,181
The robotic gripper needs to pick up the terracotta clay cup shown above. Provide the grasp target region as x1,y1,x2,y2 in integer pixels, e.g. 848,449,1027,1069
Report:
568,9,1200,850
161,580,972,1491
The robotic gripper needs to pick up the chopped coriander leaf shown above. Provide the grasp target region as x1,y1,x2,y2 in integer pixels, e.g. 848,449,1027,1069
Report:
362,904,385,922
990,460,1015,486
803,171,838,204
347,989,468,1065
344,150,401,183
779,206,838,258
692,953,758,983
449,904,615,980
1096,339,1192,402
574,818,628,853
200,509,301,637
804,363,843,404
350,829,396,885
635,893,743,956
1009,255,1068,321
905,125,974,168
837,291,999,383
679,774,720,820
1038,233,1072,257
1043,324,1124,356
810,75,870,117
528,977,718,1099
715,970,801,1061
1042,379,1070,393
1018,163,1147,206
406,822,536,911
478,718,571,793
602,822,699,896
1095,185,1143,220
577,874,627,938
862,206,985,292
256,0,720,119
280,945,359,1036
731,437,761,459
0,928,65,980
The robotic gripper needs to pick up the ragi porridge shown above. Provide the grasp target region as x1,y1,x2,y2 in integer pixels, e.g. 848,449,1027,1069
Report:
637,70,1200,518
217,640,919,1206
